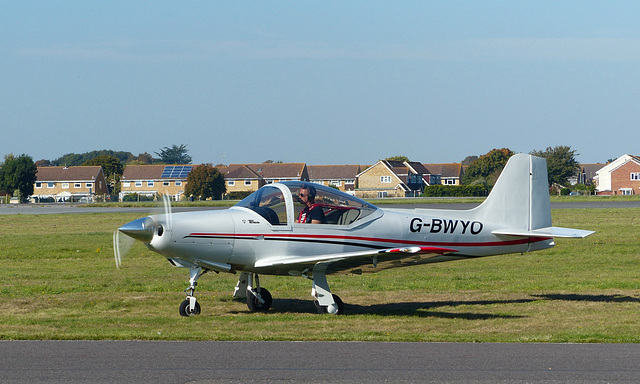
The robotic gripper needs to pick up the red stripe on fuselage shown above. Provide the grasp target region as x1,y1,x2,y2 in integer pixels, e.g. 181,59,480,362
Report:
185,232,551,248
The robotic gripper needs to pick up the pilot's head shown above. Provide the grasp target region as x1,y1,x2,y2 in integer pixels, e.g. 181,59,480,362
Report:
299,184,316,204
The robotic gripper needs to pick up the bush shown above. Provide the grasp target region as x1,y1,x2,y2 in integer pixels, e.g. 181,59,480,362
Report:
122,193,155,202
423,185,488,197
226,191,252,200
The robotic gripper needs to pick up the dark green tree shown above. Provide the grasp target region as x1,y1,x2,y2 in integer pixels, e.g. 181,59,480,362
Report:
461,155,478,165
530,145,580,187
83,155,124,191
52,150,134,166
135,152,154,165
155,144,192,165
385,155,410,162
184,164,225,200
461,148,514,186
0,154,38,200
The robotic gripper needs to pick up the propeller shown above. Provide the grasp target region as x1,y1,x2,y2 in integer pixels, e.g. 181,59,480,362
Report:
113,192,174,268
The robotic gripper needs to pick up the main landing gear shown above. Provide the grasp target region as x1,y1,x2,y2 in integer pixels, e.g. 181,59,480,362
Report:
233,272,273,312
310,262,344,315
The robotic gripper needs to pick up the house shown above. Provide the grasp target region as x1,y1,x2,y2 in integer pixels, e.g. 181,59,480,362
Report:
120,164,192,201
355,160,438,198
243,163,309,184
422,163,464,186
219,164,265,195
33,166,108,202
307,165,362,193
594,154,640,195
571,163,605,186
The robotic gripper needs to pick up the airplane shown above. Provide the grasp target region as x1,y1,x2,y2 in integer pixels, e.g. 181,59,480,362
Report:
114,154,594,316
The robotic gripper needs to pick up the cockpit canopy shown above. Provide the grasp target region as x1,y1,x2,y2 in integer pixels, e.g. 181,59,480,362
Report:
234,181,378,227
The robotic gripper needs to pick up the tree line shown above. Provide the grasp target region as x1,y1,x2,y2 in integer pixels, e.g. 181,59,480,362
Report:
1,144,588,202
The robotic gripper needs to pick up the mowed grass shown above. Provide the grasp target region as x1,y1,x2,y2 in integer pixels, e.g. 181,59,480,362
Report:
0,208,639,342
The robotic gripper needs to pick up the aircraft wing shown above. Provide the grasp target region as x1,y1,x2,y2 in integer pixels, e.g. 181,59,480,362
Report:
254,246,458,275
492,226,594,238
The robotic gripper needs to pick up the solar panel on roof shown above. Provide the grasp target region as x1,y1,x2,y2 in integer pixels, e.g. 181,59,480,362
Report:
161,165,193,178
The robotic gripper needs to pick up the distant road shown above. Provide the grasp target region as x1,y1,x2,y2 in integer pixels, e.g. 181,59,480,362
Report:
1,200,639,215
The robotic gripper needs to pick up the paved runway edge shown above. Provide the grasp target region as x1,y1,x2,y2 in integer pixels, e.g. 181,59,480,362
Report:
1,341,639,383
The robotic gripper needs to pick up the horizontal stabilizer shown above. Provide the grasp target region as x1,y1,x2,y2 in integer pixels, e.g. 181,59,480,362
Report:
492,226,594,238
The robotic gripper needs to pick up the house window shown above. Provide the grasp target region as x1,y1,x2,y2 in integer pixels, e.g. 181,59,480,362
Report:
444,178,456,185
620,188,633,195
47,182,55,188
377,191,388,198
163,181,170,187
85,183,92,188
147,181,154,187
135,181,142,187
380,176,392,183
175,181,182,186
228,180,235,186
123,182,131,188
35,182,42,189
631,173,640,180
62,183,69,189
75,183,82,188
244,180,252,186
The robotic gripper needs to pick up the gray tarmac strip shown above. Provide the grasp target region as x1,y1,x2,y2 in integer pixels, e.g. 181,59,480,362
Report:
1,341,639,383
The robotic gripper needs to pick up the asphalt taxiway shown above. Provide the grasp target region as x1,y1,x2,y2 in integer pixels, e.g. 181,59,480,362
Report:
1,341,639,383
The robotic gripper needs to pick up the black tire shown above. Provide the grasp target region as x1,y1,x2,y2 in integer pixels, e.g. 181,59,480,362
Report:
247,288,272,312
179,299,201,317
316,294,344,315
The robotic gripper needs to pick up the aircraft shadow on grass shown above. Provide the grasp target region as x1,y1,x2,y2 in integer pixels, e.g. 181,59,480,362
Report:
534,293,640,304
230,293,640,320
232,298,529,320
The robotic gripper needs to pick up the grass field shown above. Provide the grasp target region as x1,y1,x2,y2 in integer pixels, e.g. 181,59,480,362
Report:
0,207,638,342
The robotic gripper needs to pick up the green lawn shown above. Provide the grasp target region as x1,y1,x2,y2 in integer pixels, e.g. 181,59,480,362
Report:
0,208,638,342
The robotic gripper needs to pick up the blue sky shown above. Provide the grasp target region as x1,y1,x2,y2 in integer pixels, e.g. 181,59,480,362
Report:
2,1,639,165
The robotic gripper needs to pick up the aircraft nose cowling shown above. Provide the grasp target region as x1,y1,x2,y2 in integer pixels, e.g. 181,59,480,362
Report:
119,217,156,243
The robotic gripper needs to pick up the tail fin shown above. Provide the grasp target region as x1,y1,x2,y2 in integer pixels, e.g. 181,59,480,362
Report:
473,154,593,238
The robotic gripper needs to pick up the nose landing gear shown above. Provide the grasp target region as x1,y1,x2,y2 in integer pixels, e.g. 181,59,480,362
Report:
179,267,206,317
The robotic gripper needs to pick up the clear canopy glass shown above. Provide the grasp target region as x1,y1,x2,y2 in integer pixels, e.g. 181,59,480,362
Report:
234,181,378,226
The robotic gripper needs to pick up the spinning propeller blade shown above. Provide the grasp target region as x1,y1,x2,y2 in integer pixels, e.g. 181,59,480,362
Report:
112,192,174,268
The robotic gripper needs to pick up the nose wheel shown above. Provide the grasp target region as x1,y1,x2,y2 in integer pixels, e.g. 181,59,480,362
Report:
179,298,201,316
179,267,206,317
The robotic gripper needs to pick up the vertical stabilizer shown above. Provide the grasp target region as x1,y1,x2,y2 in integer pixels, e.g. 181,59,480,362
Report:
474,153,593,238
472,154,551,231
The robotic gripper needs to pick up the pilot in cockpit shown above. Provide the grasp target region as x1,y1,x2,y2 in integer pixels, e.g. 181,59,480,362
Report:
297,184,326,224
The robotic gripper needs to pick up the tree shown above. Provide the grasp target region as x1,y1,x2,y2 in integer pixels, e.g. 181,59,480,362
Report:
530,145,580,187
0,154,38,200
83,155,124,191
184,164,225,200
385,155,410,162
52,150,134,166
135,152,154,165
461,155,478,165
155,144,192,165
461,148,514,186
